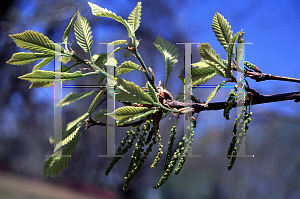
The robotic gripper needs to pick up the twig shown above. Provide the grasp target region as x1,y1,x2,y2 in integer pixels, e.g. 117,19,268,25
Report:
164,91,300,113
133,49,158,92
245,71,300,83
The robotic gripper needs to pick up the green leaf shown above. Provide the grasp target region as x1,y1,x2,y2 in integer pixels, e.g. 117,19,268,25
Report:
124,49,132,58
128,2,142,32
192,67,217,86
54,123,81,152
93,53,107,67
7,52,53,66
198,43,230,78
106,47,122,65
235,31,245,63
178,60,217,86
228,32,240,60
61,13,76,65
29,65,72,88
32,57,55,71
115,78,154,104
117,109,155,126
206,62,227,78
93,109,106,121
212,11,233,53
19,70,83,88
61,56,72,64
205,80,227,105
153,35,179,89
57,91,95,107
192,69,217,86
74,11,93,54
53,112,89,152
63,112,89,133
227,31,240,71
191,58,208,68
109,40,128,46
43,131,82,178
98,75,105,86
19,70,83,82
9,30,64,54
176,93,185,101
93,47,122,67
62,13,77,45
117,61,140,74
107,106,150,121
88,2,134,38
146,82,159,103
88,89,105,113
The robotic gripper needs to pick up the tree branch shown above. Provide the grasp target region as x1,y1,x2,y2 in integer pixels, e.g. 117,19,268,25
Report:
245,70,300,83
164,91,300,113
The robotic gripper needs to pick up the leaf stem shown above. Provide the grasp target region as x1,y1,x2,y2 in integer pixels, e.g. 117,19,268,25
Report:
133,49,158,92
245,71,300,83
153,102,180,113
63,51,113,79
82,71,101,77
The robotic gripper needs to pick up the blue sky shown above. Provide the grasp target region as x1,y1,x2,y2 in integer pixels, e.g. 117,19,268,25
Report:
7,0,300,117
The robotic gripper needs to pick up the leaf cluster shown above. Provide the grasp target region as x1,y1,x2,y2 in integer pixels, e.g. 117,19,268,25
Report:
7,2,274,191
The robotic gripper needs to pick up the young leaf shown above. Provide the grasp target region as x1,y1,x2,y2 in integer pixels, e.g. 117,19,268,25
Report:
62,112,89,133
6,52,53,65
93,109,106,121
124,49,132,58
205,80,227,105
206,62,227,78
191,58,209,68
107,106,149,121
74,11,93,54
61,13,77,63
93,47,122,68
32,57,55,71
153,35,179,89
117,109,155,126
178,60,217,86
235,31,245,63
29,65,72,88
127,2,142,32
54,112,89,152
54,124,81,152
109,40,128,46
57,91,95,107
117,61,140,74
19,70,83,88
146,82,159,103
115,78,154,104
107,47,122,64
191,67,217,86
62,13,77,45
43,131,82,178
198,43,231,78
88,89,105,114
61,55,73,64
9,30,64,54
212,11,233,53
93,53,107,67
88,2,134,38
227,31,240,71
